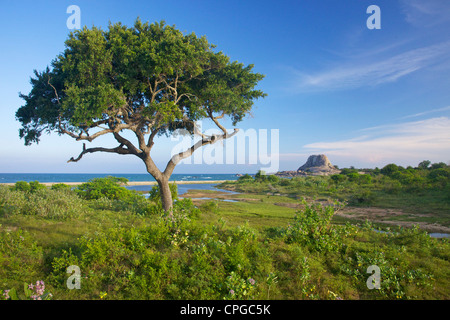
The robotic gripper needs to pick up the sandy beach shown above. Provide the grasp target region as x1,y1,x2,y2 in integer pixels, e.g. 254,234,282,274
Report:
0,180,228,187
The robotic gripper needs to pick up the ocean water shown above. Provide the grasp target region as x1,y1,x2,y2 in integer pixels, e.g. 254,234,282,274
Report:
127,183,240,197
0,173,239,184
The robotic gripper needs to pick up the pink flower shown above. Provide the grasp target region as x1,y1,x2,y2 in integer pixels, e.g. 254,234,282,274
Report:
3,290,10,300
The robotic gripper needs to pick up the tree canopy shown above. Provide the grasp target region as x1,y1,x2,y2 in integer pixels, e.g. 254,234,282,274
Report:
16,19,266,212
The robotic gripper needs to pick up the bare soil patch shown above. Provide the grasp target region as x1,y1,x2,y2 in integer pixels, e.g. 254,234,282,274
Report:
337,206,450,233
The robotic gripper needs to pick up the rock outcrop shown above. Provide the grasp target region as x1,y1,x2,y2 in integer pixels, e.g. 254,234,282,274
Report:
276,154,340,177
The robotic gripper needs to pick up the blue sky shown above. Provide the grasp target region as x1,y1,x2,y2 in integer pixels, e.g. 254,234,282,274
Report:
0,0,449,173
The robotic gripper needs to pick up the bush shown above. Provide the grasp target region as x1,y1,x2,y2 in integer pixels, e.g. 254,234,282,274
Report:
255,170,267,182
285,201,344,252
0,228,44,287
11,181,46,193
357,174,372,184
428,168,450,181
75,176,131,201
148,182,178,204
381,164,400,176
199,200,219,214
12,181,31,192
0,186,85,220
348,190,375,205
430,162,447,170
330,174,347,184
50,183,72,191
238,174,253,182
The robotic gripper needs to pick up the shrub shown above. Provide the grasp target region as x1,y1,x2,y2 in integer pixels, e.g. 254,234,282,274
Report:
428,168,450,181
0,186,85,220
346,172,360,182
51,183,72,191
29,181,46,192
0,228,44,287
11,181,47,193
266,175,279,183
430,162,447,170
255,170,267,182
12,181,31,192
148,182,178,204
357,174,372,184
330,174,347,184
75,176,131,201
285,201,344,252
238,174,253,181
381,164,400,176
199,200,219,214
348,190,375,205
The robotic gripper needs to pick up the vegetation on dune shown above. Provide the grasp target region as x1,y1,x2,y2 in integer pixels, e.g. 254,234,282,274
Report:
0,168,448,300
222,162,450,226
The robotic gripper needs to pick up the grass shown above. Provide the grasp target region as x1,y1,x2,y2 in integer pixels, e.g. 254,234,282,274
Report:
0,172,449,301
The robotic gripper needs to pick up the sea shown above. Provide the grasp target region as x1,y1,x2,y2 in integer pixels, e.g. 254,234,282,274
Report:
0,173,239,184
0,173,240,196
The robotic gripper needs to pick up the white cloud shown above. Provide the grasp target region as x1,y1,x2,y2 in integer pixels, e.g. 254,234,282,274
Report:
300,117,450,167
294,41,450,91
401,0,450,26
401,106,450,119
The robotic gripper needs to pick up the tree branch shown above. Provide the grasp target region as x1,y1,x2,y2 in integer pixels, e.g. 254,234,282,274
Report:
67,143,128,163
207,108,228,135
163,128,239,177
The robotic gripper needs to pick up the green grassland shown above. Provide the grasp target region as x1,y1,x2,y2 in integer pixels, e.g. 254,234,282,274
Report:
0,166,449,300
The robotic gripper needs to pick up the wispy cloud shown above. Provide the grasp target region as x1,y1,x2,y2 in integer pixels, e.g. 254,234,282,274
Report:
402,106,450,119
300,117,450,166
293,41,450,92
401,0,450,27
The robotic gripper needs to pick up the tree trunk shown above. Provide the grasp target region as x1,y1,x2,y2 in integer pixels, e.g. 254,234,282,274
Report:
156,176,173,216
144,156,173,216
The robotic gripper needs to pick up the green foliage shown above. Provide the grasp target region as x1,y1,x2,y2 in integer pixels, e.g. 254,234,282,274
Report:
76,176,131,200
11,180,46,193
266,175,279,183
0,186,85,220
285,201,344,252
0,228,44,284
3,281,53,300
255,170,266,182
224,271,257,300
148,182,179,203
430,162,447,170
381,164,400,176
50,183,72,191
238,174,253,181
199,200,219,214
12,181,31,192
16,18,266,146
418,160,431,169
330,174,347,184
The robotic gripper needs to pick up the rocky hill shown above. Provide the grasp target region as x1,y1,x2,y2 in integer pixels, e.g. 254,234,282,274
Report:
276,154,340,177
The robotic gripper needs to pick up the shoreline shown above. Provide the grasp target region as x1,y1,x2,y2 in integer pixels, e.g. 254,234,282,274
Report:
0,180,228,187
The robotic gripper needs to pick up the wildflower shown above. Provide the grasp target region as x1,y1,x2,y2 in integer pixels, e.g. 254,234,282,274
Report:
248,278,256,286
229,289,235,295
3,290,10,300
34,280,45,296
99,292,107,299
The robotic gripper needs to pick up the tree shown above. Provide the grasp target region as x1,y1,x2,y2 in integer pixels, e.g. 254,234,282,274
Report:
15,19,266,214
380,163,399,176
418,160,431,169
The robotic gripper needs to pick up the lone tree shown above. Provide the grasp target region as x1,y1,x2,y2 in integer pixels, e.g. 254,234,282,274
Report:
16,19,266,213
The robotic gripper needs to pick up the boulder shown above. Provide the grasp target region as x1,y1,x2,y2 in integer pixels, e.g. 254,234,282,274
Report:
297,154,340,176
